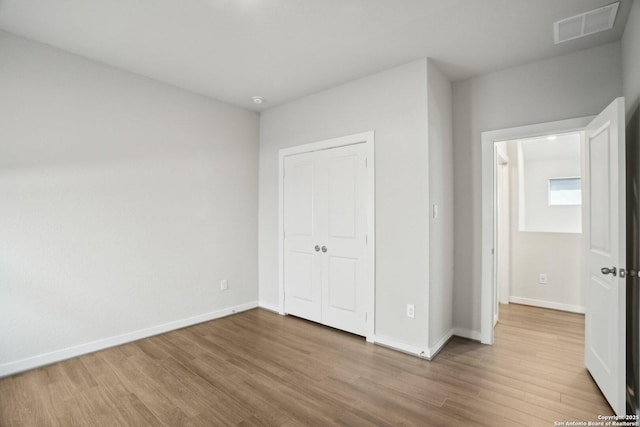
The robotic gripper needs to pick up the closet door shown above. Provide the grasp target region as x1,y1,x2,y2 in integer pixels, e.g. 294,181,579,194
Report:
283,143,368,337
283,151,322,323
321,143,368,336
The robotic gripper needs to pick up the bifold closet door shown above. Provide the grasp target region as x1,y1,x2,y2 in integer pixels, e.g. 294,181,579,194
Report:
283,143,368,337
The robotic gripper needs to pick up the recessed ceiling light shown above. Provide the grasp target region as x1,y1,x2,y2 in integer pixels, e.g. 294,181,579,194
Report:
252,96,265,104
547,135,557,141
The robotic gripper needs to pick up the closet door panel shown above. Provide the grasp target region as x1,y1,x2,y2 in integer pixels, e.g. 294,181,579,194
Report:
321,144,368,336
326,256,357,312
283,153,322,322
328,155,357,238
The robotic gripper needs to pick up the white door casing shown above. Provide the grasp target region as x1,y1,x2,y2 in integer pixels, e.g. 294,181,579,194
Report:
497,149,510,306
279,132,375,341
493,147,500,326
494,144,510,327
583,97,626,416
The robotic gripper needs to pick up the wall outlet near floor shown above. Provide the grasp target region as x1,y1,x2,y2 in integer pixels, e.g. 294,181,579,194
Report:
220,279,228,291
538,274,548,284
406,304,415,319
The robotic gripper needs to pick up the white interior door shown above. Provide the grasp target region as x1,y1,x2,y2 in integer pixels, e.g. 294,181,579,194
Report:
283,152,322,323
321,144,368,336
283,142,369,337
584,97,626,415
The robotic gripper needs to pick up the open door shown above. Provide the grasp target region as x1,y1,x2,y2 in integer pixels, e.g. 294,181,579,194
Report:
584,97,626,415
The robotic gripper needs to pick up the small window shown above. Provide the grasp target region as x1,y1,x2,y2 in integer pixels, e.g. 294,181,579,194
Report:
548,177,581,206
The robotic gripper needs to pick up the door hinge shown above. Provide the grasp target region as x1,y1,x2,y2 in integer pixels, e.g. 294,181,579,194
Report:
365,235,368,245
614,268,640,278
365,157,368,168
365,311,367,321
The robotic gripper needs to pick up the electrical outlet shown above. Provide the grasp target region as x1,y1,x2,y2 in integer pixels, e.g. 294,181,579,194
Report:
220,279,228,291
406,304,415,319
539,274,548,285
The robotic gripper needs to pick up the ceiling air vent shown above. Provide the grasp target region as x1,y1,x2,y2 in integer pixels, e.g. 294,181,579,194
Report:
554,2,619,44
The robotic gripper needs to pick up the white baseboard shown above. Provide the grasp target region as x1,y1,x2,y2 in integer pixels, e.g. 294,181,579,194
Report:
426,328,454,359
0,301,258,379
258,301,282,314
509,296,585,314
373,335,430,359
452,327,482,341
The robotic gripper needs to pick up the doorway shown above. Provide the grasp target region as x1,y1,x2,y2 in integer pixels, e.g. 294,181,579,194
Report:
492,132,585,332
480,116,593,345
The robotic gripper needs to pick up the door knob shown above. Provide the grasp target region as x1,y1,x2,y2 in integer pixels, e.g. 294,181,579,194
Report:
314,245,320,252
601,267,617,276
321,246,327,253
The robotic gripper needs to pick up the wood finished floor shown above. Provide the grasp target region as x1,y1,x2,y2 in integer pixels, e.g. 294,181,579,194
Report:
0,303,613,426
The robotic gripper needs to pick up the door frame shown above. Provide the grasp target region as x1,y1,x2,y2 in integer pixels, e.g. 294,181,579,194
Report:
480,117,592,344
277,131,376,342
495,144,510,309
493,144,509,325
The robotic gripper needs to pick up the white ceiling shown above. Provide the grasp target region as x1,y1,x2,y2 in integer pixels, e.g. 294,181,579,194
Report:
0,0,633,111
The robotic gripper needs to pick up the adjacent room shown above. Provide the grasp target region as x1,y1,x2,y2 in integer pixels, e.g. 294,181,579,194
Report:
1,0,640,425
493,131,584,318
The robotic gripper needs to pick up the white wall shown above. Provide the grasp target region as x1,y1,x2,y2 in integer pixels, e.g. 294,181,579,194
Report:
623,0,640,116
507,143,584,312
259,59,432,349
520,157,581,233
0,31,259,375
452,42,623,334
427,59,454,349
518,135,582,234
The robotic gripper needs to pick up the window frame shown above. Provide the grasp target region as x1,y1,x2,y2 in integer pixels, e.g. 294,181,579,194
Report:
548,176,582,206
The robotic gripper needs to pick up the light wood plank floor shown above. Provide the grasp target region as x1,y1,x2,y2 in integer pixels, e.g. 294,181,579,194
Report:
0,303,613,426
